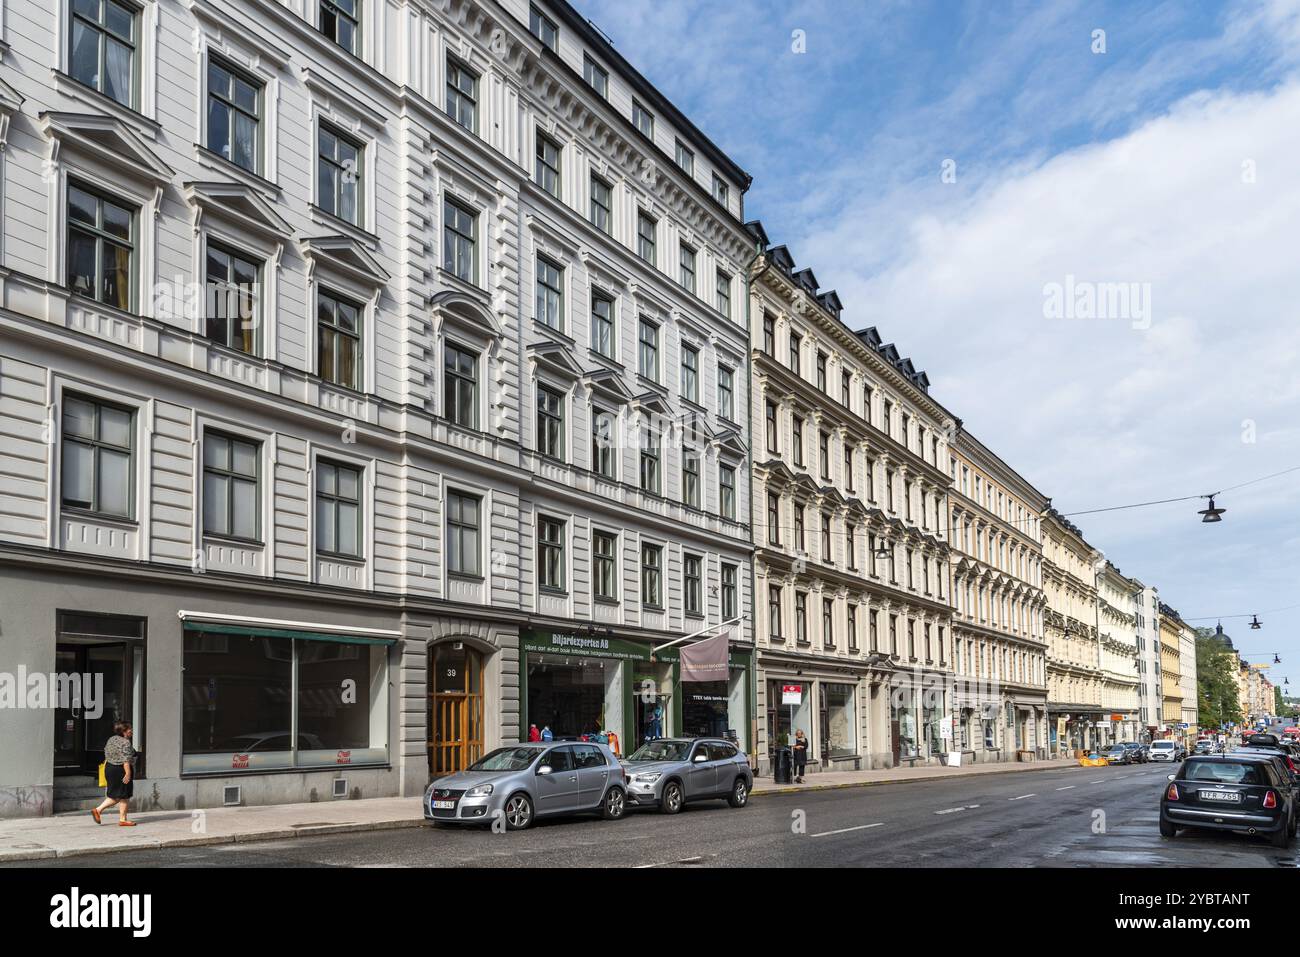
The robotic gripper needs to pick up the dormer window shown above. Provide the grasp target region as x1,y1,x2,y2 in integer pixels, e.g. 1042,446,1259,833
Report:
712,173,729,205
583,55,609,98
529,4,558,50
675,140,694,175
319,0,360,55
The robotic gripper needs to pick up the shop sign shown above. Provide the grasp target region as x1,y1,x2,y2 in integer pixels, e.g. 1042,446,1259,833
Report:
781,684,803,705
1110,714,1125,722
521,629,651,662
940,716,953,740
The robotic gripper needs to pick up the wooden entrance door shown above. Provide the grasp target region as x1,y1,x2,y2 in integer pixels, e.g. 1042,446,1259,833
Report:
429,644,484,776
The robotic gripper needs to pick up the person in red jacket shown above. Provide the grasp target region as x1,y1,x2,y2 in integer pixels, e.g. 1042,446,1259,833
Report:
528,724,541,742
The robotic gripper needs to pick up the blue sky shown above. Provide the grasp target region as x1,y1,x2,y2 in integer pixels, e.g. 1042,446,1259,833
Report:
576,0,1300,697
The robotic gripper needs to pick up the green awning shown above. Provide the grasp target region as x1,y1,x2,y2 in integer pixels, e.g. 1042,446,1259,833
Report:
182,620,397,646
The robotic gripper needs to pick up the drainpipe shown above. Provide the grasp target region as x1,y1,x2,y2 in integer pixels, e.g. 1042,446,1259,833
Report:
745,238,769,772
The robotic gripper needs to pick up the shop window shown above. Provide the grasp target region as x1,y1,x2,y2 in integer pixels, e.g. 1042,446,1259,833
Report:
821,683,857,759
528,653,622,742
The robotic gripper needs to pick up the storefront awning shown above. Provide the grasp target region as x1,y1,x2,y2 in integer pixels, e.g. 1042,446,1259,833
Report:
180,617,398,646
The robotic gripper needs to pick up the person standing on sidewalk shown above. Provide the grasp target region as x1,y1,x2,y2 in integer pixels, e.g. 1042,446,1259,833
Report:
792,729,808,784
91,721,137,827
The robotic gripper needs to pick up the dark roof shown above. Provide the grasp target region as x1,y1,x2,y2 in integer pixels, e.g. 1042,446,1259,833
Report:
545,1,753,191
1214,622,1235,649
744,220,770,248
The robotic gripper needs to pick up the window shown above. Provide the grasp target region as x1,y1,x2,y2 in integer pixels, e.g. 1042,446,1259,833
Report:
317,290,362,390
769,585,783,638
683,451,700,508
638,318,659,380
589,175,612,234
443,197,477,284
535,132,561,198
591,409,615,478
717,365,734,420
675,140,695,175
204,242,259,355
843,444,854,492
846,525,856,569
823,598,835,648
61,394,133,519
593,529,617,600
789,333,801,374
443,342,478,429
207,58,261,173
317,124,363,226
816,351,828,392
632,101,654,138
716,270,731,317
847,606,858,650
67,182,134,310
636,212,657,265
529,4,558,49
315,460,362,559
794,506,805,551
719,464,736,520
684,554,702,616
538,515,565,590
641,543,662,607
536,385,564,460
679,243,696,292
535,256,564,330
763,313,776,355
792,416,804,467
796,593,808,643
583,55,608,98
819,430,830,479
767,492,780,544
681,345,699,404
712,173,729,205
639,424,660,494
821,513,832,562
445,56,477,131
70,0,137,107
446,491,481,577
722,563,737,620
841,371,852,407
203,431,259,541
590,292,614,358
319,0,359,53
765,400,779,453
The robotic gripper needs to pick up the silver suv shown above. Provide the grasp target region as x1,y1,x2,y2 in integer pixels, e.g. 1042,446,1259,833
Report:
621,737,753,814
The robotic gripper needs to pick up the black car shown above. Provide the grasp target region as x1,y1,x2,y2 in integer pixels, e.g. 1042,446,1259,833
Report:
1160,754,1296,848
1120,742,1147,763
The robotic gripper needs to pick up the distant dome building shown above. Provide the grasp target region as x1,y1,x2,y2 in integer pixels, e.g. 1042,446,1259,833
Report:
1214,622,1235,650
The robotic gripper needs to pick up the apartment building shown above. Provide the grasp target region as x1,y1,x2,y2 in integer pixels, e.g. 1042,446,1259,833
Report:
1096,561,1141,744
748,232,957,770
1042,508,1103,755
0,0,754,817
948,431,1049,761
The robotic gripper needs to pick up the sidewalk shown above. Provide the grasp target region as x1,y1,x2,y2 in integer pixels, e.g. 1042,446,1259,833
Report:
0,758,1083,862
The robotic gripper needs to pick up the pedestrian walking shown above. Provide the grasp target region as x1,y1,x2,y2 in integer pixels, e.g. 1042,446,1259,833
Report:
792,728,808,784
91,721,137,827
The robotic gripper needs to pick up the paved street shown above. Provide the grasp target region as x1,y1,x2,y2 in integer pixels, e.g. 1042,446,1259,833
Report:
13,763,1298,868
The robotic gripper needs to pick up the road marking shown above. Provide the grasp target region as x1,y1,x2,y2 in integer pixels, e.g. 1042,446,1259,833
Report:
1056,785,1075,791
1009,794,1036,800
1090,779,1106,784
635,856,702,868
811,822,885,838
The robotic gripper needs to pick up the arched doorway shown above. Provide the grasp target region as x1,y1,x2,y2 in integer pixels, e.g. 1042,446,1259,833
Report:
429,643,484,776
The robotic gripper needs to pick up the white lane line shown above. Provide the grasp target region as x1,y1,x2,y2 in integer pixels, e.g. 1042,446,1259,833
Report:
1009,794,1036,801
811,822,885,838
935,806,970,815
1090,779,1106,784
634,856,702,868
1056,785,1075,791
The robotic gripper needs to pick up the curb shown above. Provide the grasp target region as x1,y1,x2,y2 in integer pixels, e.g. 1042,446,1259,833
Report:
751,760,1089,797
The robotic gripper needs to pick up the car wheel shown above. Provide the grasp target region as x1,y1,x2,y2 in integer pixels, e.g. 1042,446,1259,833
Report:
661,781,684,815
602,786,627,821
1159,818,1177,838
1289,811,1297,838
1271,824,1291,848
504,792,534,831
727,777,749,808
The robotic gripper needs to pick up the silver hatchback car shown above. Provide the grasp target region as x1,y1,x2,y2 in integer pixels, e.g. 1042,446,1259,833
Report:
425,742,628,830
621,737,753,813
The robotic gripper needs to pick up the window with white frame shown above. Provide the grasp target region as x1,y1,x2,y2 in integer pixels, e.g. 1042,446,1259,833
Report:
715,269,731,317
583,55,608,98
683,450,700,508
319,0,359,55
717,365,734,420
535,255,563,330
681,344,699,404
317,123,364,226
446,490,481,577
591,408,615,478
632,101,654,138
637,318,659,381
712,173,729,205
641,542,662,607
443,341,478,429
536,384,564,460
61,393,134,519
719,463,736,520
684,553,702,616
535,132,561,198
315,459,363,559
593,529,618,601
639,422,660,494
589,174,612,235
529,4,558,50
590,292,614,358
538,514,565,591
721,563,737,619
69,0,138,108
206,57,262,173
675,140,694,175
443,197,477,284
203,431,259,541
636,211,656,265
445,56,477,132
317,289,363,390
67,181,135,311
679,243,696,293
204,240,260,355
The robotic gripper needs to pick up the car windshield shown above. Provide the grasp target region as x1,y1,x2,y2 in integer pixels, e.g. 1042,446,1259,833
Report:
1151,742,1174,749
627,740,692,762
1183,762,1264,785
467,747,540,772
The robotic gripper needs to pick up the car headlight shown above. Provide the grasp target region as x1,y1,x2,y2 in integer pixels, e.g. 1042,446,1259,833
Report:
635,772,662,784
466,784,494,797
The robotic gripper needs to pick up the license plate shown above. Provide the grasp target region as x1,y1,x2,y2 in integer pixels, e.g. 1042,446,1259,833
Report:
1199,791,1241,802
433,800,456,809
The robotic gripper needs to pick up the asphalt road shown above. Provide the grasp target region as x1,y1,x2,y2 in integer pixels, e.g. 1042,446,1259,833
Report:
13,762,1300,868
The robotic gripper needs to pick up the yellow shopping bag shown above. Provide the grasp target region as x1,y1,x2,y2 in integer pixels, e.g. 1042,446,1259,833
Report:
97,763,107,788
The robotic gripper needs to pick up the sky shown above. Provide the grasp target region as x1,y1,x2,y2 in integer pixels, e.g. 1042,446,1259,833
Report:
575,0,1300,696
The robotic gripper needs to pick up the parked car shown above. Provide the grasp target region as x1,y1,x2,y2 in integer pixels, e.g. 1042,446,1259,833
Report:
1103,744,1132,765
424,742,627,830
1120,742,1147,763
1193,740,1216,755
1160,753,1296,848
620,737,753,813
1148,740,1181,762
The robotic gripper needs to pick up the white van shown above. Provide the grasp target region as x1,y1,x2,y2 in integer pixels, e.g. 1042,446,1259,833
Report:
1149,740,1179,762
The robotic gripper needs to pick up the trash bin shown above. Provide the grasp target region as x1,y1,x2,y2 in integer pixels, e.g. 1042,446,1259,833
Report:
773,746,793,784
